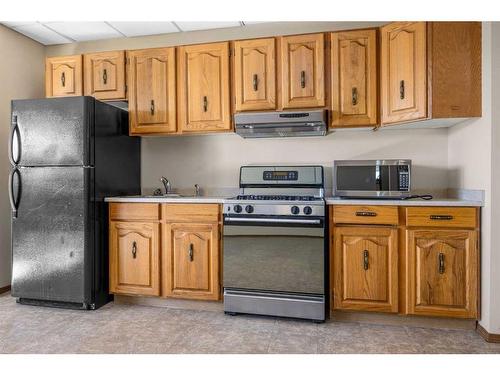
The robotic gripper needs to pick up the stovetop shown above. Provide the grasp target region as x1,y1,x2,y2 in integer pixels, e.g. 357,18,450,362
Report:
236,195,322,202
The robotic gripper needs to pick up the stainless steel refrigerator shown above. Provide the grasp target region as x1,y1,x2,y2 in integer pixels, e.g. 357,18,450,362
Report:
8,97,140,309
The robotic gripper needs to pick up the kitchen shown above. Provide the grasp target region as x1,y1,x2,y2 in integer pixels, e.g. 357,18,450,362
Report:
1,1,500,370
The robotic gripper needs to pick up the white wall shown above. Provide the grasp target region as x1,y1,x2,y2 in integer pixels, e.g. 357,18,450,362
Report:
0,25,45,287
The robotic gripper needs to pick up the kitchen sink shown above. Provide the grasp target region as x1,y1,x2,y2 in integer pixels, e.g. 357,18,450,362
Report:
141,194,196,198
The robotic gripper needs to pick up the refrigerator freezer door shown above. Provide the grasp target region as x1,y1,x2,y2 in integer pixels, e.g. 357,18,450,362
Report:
11,97,94,167
11,166,92,304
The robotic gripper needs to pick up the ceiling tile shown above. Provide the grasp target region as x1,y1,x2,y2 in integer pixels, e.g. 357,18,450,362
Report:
43,22,122,42
175,21,241,32
108,22,179,37
12,23,72,45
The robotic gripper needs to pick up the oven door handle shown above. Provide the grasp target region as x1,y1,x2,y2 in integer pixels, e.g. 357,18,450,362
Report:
224,217,322,225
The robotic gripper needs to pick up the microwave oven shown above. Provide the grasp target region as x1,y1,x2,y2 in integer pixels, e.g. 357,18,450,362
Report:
333,159,411,199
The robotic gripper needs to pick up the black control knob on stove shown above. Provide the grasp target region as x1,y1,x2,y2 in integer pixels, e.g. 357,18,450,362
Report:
291,206,300,215
245,205,254,213
234,204,242,213
303,206,313,215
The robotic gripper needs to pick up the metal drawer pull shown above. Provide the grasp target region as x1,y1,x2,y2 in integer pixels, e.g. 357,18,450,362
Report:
400,80,405,99
363,250,369,270
224,217,321,225
355,211,377,217
430,215,454,221
438,253,445,274
352,87,358,106
103,69,107,84
189,243,194,262
300,71,306,88
132,241,137,259
150,100,155,115
61,72,66,87
253,74,258,91
203,96,208,112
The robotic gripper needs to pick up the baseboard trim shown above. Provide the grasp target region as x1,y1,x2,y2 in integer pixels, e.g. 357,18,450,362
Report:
114,294,223,312
0,285,11,295
477,324,500,343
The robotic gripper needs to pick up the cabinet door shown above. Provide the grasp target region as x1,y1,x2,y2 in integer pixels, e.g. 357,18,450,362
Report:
109,221,160,296
331,30,378,127
406,229,478,318
177,42,231,133
332,226,398,312
233,38,276,111
163,222,220,300
381,22,427,124
127,48,176,135
84,50,126,100
280,33,325,109
45,55,83,97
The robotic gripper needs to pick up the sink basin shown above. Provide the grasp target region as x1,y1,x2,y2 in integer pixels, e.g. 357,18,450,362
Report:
141,194,197,198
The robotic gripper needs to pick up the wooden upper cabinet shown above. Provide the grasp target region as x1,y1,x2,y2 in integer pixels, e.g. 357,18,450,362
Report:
233,38,276,111
127,48,177,135
279,33,325,109
380,22,427,125
163,222,220,300
177,42,231,133
45,55,83,97
330,29,378,128
109,221,160,296
84,50,126,100
333,226,398,313
406,229,478,318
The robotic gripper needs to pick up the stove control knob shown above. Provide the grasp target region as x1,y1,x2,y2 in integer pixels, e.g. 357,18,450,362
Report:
234,204,243,213
245,205,254,213
303,206,313,215
291,206,300,215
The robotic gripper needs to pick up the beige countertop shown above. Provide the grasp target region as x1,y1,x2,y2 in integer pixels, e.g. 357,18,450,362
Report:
324,197,483,207
104,195,227,204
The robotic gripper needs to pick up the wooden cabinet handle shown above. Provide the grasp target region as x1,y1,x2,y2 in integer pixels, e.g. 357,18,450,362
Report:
300,71,306,88
188,243,194,262
61,72,66,87
355,211,377,217
430,215,454,221
150,100,155,115
352,87,358,106
438,252,445,274
253,74,258,91
132,241,137,259
203,96,208,112
400,80,405,99
363,250,369,270
103,69,107,84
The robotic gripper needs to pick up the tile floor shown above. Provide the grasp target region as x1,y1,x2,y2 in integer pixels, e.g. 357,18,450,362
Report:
1,293,499,354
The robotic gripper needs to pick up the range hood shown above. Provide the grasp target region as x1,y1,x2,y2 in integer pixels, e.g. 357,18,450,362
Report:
234,110,327,138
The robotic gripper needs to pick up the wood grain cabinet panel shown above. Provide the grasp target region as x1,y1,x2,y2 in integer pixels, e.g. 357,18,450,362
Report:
279,33,325,109
177,42,231,133
406,229,478,318
333,226,398,312
45,55,83,97
380,22,427,124
163,222,220,300
84,50,126,100
233,38,276,111
127,48,177,135
109,221,160,296
331,29,378,128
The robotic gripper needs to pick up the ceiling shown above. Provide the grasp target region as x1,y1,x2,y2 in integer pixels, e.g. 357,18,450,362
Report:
1,21,264,45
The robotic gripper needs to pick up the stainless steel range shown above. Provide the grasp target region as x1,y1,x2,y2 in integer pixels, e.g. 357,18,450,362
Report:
223,165,326,322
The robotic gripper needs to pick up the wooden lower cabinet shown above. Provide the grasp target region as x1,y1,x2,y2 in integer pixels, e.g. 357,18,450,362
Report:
332,226,398,312
163,222,220,300
109,220,160,296
406,229,478,318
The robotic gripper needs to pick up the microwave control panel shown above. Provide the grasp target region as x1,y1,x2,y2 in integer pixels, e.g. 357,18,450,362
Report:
398,165,410,191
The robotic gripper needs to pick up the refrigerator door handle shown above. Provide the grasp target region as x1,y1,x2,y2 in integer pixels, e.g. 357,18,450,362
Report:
9,115,21,166
9,168,21,219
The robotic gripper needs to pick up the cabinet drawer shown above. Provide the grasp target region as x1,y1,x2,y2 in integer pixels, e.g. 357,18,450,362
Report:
405,207,477,228
109,203,160,221
163,204,220,222
332,205,399,225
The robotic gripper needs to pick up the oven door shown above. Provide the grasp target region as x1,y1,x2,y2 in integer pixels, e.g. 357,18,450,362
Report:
223,216,325,295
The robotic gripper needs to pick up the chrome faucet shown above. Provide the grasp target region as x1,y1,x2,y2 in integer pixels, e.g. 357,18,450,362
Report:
194,184,200,197
160,177,171,195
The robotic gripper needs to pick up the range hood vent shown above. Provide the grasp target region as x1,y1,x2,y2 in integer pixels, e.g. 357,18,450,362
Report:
234,110,327,138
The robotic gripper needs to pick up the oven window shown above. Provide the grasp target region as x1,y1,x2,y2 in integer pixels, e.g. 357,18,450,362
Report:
336,165,393,191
